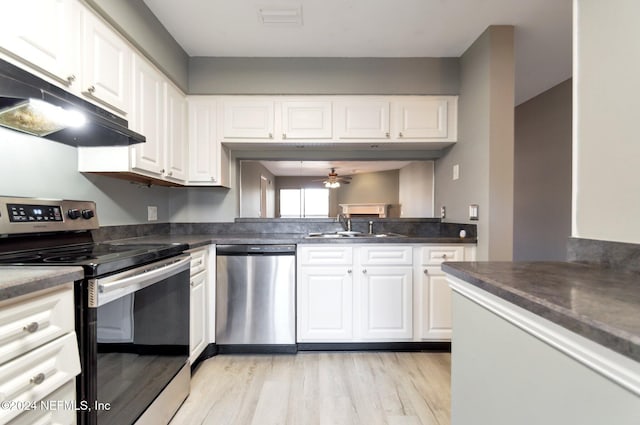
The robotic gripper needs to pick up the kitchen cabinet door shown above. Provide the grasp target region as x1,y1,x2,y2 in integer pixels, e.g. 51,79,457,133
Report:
359,266,413,340
130,54,164,176
0,0,80,88
165,82,188,182
281,101,332,139
297,266,354,342
188,98,220,184
189,271,207,364
334,100,390,139
223,100,274,139
420,267,453,340
394,97,456,140
82,9,132,115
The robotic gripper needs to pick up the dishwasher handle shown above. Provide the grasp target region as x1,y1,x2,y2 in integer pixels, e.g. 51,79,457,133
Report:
216,244,295,256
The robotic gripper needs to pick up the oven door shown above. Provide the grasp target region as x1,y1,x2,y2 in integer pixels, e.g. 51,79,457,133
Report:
85,255,190,425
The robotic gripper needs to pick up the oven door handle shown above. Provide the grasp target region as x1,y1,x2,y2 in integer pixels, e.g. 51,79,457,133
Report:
90,255,190,307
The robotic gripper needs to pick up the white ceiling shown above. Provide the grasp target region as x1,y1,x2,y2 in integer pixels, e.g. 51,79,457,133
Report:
259,160,413,176
142,0,572,104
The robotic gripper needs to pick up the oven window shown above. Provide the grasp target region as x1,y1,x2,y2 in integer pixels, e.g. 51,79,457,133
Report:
95,268,189,425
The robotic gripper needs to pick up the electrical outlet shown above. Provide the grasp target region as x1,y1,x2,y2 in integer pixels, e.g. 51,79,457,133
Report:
147,206,158,221
440,206,446,219
453,164,459,180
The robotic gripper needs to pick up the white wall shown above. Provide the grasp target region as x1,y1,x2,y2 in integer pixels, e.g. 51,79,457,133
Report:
0,128,171,225
399,161,434,217
573,0,640,244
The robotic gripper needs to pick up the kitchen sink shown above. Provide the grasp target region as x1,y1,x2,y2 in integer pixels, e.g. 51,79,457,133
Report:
305,232,407,239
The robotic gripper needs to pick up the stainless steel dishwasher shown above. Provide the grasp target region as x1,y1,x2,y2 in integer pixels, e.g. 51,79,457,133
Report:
216,244,296,353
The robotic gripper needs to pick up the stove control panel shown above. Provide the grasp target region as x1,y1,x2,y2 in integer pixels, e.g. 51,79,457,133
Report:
8,204,64,223
0,197,99,235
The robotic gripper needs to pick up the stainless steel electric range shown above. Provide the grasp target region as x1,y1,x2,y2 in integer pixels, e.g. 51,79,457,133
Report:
0,196,191,425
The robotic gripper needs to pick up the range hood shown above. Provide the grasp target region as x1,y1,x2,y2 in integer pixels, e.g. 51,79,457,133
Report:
0,57,145,147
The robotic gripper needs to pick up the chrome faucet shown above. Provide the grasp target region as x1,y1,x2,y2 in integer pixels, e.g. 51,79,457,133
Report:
337,213,352,231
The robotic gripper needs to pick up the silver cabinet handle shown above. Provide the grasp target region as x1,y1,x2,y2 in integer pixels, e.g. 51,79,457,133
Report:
423,269,429,275
347,269,352,274
211,177,217,182
87,85,96,94
399,132,404,138
442,254,448,259
67,74,76,84
385,132,390,138
269,133,273,139
161,169,166,174
30,373,46,385
23,322,39,333
362,269,367,274
168,171,173,176
282,133,287,139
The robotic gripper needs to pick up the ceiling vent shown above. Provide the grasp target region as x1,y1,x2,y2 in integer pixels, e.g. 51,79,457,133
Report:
257,5,303,26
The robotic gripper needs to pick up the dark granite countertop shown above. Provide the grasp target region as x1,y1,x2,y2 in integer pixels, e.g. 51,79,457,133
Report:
0,266,84,302
110,233,476,248
442,261,640,362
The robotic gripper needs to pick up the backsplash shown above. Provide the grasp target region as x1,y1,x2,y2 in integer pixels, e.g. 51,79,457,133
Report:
93,218,477,241
567,237,640,274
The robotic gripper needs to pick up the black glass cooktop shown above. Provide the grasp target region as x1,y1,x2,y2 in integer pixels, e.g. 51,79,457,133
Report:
0,242,188,277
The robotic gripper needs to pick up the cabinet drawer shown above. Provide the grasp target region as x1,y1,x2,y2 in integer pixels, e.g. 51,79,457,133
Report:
359,246,412,266
421,246,464,266
298,246,353,265
0,286,74,365
7,379,76,425
189,248,208,275
0,333,80,424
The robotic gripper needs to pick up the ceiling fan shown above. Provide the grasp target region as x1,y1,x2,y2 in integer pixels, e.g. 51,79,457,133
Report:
313,168,352,188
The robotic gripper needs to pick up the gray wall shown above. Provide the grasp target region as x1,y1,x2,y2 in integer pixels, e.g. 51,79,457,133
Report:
434,26,515,261
0,129,170,225
399,161,435,217
189,57,459,95
86,0,189,91
239,161,275,218
514,79,572,261
337,170,400,217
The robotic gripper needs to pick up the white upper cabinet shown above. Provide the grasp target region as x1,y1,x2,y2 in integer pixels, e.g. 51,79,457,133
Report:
130,54,164,176
393,97,457,140
218,95,457,147
281,101,332,139
334,100,390,139
81,9,132,116
188,97,220,184
0,0,80,87
165,82,188,182
223,100,274,139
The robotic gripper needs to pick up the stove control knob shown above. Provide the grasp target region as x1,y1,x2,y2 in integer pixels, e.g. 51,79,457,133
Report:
81,209,95,219
67,209,81,220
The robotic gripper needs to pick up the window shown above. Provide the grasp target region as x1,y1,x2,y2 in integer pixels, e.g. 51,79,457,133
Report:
279,188,329,218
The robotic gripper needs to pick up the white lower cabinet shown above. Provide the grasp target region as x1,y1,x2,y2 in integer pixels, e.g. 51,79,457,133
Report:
360,266,413,340
417,245,475,340
297,245,413,342
187,246,214,364
0,284,80,425
297,243,476,343
297,265,354,341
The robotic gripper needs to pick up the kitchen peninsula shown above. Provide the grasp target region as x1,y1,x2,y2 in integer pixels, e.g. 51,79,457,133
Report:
442,261,640,425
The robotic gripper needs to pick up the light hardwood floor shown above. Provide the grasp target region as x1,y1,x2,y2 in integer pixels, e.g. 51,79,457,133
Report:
170,352,451,425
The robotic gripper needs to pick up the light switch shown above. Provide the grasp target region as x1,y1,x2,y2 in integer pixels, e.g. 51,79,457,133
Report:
469,204,479,220
453,164,459,180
